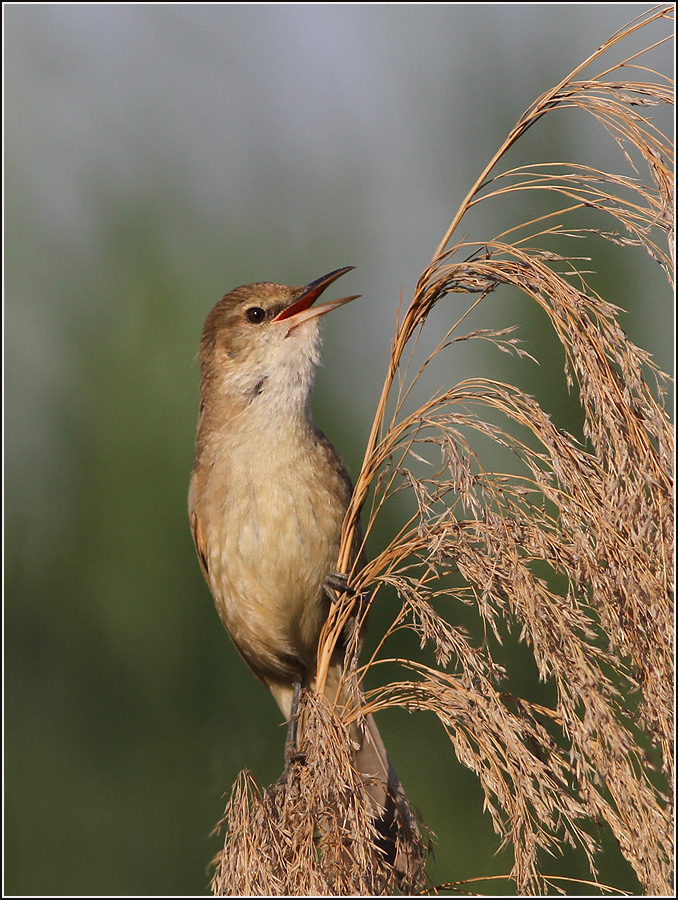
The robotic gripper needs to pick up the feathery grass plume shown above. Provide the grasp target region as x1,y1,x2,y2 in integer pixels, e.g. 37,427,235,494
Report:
212,7,673,895
211,692,426,896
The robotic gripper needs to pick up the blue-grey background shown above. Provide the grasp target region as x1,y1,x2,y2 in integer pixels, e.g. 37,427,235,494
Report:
5,4,672,895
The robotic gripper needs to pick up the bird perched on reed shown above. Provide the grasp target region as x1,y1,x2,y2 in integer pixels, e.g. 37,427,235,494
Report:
189,267,420,884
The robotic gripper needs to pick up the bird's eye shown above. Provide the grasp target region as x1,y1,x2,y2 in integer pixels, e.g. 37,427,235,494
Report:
246,306,266,324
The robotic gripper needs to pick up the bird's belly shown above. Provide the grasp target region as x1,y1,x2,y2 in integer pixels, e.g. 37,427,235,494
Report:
204,465,344,685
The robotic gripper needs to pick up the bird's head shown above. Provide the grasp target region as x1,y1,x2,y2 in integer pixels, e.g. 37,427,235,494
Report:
198,267,359,407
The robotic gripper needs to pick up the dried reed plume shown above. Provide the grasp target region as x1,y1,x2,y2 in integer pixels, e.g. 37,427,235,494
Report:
212,7,673,895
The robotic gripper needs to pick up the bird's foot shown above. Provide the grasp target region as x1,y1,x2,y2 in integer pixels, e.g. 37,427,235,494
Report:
276,749,307,785
324,570,356,602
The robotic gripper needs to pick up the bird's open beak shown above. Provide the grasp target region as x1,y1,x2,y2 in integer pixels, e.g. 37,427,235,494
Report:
272,266,360,329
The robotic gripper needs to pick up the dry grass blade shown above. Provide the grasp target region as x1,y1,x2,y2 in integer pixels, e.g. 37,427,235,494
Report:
213,7,673,895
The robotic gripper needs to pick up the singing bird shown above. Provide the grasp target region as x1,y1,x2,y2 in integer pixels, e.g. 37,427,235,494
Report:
188,267,417,874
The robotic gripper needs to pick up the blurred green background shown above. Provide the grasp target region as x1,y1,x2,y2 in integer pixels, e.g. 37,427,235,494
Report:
5,4,672,896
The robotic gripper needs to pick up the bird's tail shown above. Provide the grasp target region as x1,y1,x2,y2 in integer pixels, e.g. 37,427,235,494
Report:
324,665,426,891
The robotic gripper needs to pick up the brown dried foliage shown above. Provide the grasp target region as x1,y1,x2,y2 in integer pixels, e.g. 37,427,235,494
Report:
212,7,673,895
211,693,426,895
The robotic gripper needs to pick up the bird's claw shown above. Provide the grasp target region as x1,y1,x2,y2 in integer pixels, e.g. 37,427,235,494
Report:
277,749,307,785
324,571,356,602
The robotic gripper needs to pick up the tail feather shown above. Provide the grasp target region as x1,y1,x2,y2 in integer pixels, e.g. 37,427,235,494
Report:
324,665,425,889
353,711,423,884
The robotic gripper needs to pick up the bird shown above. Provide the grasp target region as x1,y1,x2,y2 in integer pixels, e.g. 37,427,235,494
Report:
188,267,420,880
